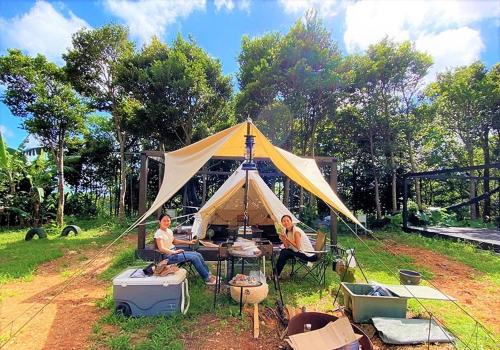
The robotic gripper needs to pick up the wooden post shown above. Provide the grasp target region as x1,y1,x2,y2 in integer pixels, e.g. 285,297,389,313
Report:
283,176,290,207
330,159,338,247
253,303,260,338
138,153,148,250
202,163,208,205
157,160,164,218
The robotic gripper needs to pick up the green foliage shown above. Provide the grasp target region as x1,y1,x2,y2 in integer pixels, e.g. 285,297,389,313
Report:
118,35,232,148
0,217,127,284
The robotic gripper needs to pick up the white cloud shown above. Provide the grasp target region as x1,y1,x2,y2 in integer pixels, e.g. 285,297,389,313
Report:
278,0,341,17
214,0,251,13
0,1,89,64
104,0,206,44
343,0,499,81
215,0,235,11
0,125,14,139
416,27,484,82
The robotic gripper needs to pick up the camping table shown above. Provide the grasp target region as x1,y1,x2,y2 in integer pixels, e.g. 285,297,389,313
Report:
228,280,263,315
383,285,456,301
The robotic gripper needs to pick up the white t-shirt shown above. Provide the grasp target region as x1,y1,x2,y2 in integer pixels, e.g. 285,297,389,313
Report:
284,226,315,257
154,228,175,250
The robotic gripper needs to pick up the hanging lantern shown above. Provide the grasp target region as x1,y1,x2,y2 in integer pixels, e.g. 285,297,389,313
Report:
242,134,257,170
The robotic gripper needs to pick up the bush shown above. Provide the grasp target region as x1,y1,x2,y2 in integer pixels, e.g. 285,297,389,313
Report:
65,193,98,217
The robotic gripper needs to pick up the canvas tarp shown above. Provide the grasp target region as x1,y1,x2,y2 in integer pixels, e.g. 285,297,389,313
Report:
191,166,299,238
134,121,362,229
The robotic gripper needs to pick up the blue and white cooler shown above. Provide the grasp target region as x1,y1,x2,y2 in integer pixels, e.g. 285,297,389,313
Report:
113,268,190,317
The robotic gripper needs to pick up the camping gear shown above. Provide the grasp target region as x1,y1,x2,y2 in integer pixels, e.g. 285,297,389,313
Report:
372,317,455,344
341,283,456,323
113,268,189,317
192,166,299,240
399,269,422,285
153,260,180,276
287,312,373,350
341,283,407,323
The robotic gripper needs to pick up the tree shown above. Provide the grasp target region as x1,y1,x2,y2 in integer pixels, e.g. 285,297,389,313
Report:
119,35,232,150
64,24,134,222
426,62,488,219
0,49,88,226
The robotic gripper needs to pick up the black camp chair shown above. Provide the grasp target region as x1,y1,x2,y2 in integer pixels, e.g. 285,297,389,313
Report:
289,231,329,289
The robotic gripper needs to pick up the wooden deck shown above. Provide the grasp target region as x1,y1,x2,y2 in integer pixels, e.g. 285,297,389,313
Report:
406,225,500,252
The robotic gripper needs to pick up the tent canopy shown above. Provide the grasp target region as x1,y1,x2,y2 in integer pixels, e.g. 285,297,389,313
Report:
192,166,299,238
135,120,362,229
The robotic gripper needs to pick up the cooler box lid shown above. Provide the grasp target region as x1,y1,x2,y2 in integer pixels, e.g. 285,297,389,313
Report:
113,268,187,286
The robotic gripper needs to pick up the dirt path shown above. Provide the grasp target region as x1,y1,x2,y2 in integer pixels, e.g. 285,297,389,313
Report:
385,240,500,335
0,236,135,350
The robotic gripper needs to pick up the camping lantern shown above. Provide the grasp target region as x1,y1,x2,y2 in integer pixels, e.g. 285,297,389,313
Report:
242,134,257,170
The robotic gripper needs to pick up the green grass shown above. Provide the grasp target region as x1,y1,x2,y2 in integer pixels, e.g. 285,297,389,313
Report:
334,231,499,349
0,217,131,284
1,218,498,349
91,229,498,349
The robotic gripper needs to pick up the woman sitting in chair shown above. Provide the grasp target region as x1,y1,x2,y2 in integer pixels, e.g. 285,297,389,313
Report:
155,213,216,285
275,214,317,278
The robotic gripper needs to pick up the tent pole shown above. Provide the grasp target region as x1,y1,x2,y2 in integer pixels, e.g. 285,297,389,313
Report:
241,120,253,274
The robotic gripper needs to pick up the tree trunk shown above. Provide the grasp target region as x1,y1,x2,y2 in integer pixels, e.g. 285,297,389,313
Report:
369,131,382,219
56,145,65,227
390,151,397,213
407,138,422,209
482,125,491,220
466,145,477,220
118,129,127,222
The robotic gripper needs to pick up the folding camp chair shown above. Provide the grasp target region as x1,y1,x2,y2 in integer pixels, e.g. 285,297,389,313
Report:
153,238,196,277
289,231,328,289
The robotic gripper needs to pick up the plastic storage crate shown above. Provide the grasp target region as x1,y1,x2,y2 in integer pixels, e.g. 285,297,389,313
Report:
113,268,189,317
340,283,407,323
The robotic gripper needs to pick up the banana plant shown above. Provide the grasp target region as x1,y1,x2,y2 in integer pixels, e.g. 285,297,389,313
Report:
0,131,25,194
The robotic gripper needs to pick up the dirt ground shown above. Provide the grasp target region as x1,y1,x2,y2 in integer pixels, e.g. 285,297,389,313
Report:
0,236,135,350
385,240,500,335
0,236,497,349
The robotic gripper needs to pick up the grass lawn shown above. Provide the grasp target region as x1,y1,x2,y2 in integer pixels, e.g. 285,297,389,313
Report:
0,221,498,349
93,229,499,350
0,217,130,284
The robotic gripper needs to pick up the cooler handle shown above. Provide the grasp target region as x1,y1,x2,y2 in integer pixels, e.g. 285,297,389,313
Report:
181,279,190,315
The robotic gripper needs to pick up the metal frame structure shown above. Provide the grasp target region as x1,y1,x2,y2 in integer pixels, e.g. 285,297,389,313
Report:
402,162,500,230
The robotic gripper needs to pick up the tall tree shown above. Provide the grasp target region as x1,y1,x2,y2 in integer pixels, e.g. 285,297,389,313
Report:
426,62,487,219
64,24,134,222
119,35,232,149
0,49,88,226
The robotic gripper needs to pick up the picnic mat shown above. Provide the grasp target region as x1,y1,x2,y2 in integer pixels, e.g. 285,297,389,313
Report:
372,317,455,344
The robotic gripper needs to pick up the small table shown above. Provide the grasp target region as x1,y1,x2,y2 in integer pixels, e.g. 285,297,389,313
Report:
228,280,263,315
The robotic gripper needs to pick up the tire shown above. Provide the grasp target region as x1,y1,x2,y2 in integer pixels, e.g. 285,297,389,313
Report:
115,302,132,317
61,225,82,237
25,228,47,241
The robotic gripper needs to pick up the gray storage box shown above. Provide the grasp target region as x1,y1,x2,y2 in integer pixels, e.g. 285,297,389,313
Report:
341,283,407,323
113,268,189,317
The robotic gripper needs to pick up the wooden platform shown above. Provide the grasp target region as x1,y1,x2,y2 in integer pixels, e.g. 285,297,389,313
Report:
406,225,500,252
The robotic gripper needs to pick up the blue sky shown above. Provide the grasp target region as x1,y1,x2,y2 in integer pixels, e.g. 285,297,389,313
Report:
1,0,499,148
